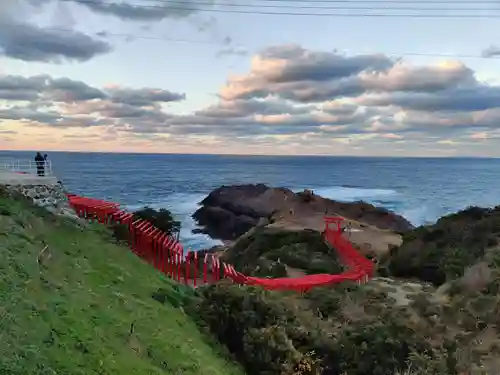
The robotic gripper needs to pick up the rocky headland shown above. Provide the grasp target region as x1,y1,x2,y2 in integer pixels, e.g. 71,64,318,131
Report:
193,184,412,258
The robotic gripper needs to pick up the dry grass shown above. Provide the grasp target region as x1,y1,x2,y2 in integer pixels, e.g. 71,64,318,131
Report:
460,262,493,293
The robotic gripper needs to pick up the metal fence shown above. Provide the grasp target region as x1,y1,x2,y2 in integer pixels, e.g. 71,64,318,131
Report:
0,159,53,176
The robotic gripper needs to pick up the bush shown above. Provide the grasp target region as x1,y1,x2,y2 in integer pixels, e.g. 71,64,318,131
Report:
110,207,181,243
223,228,344,277
192,284,317,374
190,282,448,375
386,205,500,285
110,222,131,243
335,322,434,375
134,207,181,235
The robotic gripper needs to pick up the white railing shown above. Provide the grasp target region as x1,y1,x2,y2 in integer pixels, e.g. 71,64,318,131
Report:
0,159,53,177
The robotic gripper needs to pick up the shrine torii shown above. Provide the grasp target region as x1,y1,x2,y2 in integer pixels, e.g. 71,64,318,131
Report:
323,216,343,233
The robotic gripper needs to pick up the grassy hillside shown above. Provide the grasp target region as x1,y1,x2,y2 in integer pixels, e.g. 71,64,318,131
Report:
0,193,244,375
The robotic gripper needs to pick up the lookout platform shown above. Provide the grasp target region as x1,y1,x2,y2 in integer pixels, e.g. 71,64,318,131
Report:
0,159,58,186
0,171,58,186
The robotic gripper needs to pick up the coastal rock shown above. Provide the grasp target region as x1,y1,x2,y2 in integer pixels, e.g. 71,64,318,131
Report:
192,184,413,240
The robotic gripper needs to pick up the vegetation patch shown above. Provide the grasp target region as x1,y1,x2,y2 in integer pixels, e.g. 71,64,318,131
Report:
111,206,181,244
386,206,500,285
222,227,344,277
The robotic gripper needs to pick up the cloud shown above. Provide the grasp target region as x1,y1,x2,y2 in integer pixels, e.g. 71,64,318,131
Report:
161,45,500,151
220,45,474,102
0,13,111,63
356,85,500,112
108,88,186,106
0,74,184,129
0,0,225,64
4,44,500,156
482,45,500,58
71,0,205,21
216,47,249,58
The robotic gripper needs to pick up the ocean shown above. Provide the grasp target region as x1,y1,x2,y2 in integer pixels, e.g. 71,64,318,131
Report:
2,151,500,250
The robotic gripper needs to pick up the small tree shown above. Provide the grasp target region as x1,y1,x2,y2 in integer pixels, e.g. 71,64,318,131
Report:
111,207,181,243
134,207,181,237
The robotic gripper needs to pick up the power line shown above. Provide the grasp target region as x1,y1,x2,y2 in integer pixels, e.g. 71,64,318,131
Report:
73,0,500,11
72,0,500,11
66,0,500,17
11,22,498,60
132,0,500,4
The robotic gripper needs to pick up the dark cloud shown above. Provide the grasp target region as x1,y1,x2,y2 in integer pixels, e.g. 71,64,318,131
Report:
482,45,500,58
0,19,111,63
260,45,393,83
358,85,500,112
49,78,107,101
0,74,184,106
0,75,47,101
194,98,309,118
71,0,204,21
0,74,107,102
221,46,475,103
0,106,62,123
108,88,186,106
0,73,184,129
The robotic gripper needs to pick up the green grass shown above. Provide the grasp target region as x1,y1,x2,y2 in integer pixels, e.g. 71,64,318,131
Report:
0,195,245,375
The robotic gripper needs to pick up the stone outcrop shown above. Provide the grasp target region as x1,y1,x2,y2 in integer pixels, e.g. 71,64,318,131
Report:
193,184,413,240
1,183,78,219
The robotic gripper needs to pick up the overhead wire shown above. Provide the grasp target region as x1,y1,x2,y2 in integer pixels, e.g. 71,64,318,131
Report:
90,0,500,5
63,0,500,18
13,0,496,60
7,21,497,60
63,0,500,11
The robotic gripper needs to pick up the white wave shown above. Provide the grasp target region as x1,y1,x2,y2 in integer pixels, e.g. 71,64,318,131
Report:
400,205,436,226
294,185,439,227
125,193,222,251
294,186,398,202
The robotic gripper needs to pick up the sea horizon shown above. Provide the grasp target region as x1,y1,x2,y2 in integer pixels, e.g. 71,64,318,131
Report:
2,149,499,160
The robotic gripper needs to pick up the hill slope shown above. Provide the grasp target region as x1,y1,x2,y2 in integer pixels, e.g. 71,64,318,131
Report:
386,206,500,286
189,207,500,375
0,193,244,375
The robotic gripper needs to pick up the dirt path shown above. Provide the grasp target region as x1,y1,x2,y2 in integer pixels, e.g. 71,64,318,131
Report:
268,212,402,258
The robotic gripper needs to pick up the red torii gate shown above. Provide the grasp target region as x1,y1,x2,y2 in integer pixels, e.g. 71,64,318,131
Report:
323,215,343,233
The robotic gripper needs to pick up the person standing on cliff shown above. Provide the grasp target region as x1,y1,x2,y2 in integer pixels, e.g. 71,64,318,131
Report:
35,152,45,176
43,154,49,175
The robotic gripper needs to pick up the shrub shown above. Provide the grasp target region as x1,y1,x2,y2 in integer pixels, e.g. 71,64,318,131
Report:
387,206,500,285
134,207,181,235
335,321,435,375
111,207,181,243
224,228,344,277
110,222,131,243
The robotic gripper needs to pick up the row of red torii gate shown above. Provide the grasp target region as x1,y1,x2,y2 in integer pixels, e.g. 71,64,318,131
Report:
66,194,374,292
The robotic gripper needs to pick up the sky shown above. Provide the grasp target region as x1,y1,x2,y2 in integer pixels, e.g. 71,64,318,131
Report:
1,0,500,156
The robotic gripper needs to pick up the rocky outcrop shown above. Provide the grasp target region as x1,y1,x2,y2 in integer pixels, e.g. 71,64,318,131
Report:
193,184,413,240
0,183,77,219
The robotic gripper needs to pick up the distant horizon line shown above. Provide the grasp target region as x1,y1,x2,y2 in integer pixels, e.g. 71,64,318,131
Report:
1,149,498,159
